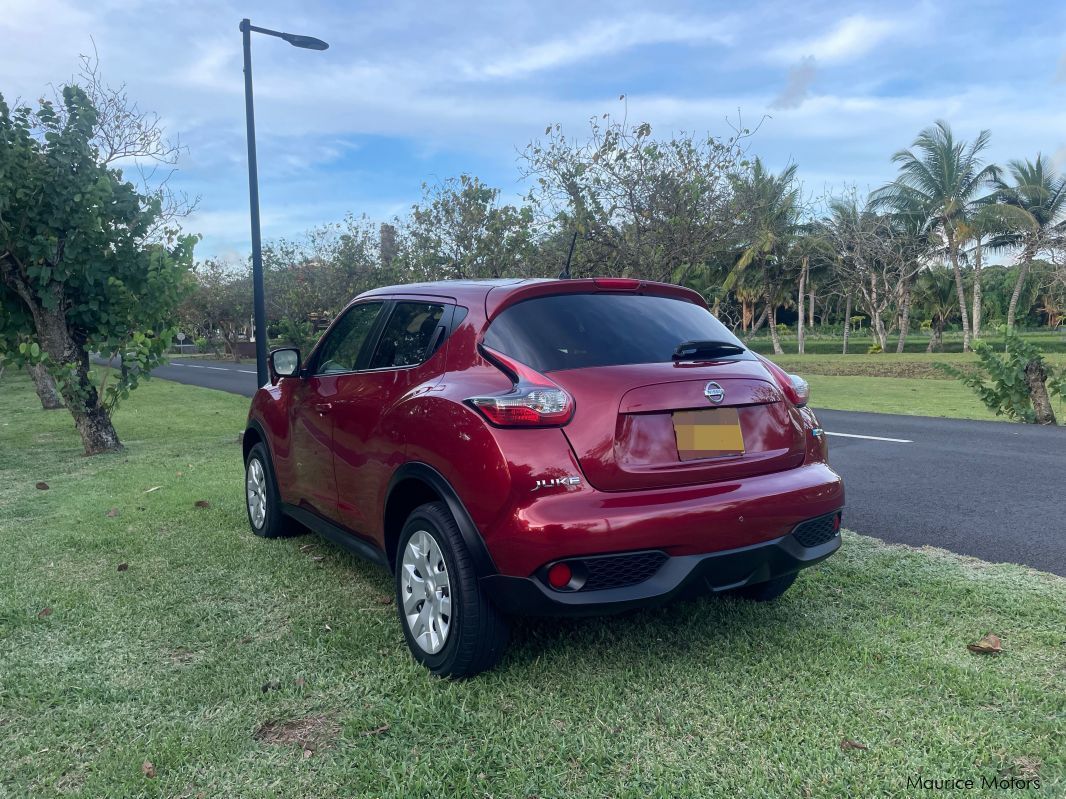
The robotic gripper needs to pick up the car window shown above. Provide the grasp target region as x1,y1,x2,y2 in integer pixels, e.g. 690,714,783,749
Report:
314,301,384,374
368,302,446,369
483,293,750,372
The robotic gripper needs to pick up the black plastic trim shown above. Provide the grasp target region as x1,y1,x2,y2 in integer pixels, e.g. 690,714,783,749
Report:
386,462,498,577
481,521,842,617
281,503,389,569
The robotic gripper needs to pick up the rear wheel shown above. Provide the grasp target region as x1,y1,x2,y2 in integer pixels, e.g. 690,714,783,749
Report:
730,572,797,602
395,502,509,678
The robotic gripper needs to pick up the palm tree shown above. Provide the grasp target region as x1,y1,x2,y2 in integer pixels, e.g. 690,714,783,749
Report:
915,268,959,352
991,155,1066,330
872,120,1000,351
728,158,802,355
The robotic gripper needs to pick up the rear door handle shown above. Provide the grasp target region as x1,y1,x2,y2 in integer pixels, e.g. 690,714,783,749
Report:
314,402,333,414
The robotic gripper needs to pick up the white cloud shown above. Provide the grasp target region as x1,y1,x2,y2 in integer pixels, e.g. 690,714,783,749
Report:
470,13,733,79
771,14,903,64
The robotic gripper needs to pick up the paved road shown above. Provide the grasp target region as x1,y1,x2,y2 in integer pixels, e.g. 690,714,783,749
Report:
150,358,1066,576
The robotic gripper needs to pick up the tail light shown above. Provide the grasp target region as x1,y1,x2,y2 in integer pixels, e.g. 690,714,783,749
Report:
466,347,575,427
756,354,809,408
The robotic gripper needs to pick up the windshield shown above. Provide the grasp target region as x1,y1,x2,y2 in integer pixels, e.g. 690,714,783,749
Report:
483,293,748,372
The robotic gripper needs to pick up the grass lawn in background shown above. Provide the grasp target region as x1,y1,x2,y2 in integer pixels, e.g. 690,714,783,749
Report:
1,374,1063,797
754,352,1066,422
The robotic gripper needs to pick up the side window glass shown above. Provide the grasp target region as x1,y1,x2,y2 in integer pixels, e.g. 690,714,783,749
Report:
314,302,383,374
369,303,446,369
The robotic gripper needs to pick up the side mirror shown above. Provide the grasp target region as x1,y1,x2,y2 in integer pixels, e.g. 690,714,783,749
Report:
269,348,301,380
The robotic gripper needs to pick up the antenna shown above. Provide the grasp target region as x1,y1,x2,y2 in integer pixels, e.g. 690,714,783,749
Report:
559,231,578,280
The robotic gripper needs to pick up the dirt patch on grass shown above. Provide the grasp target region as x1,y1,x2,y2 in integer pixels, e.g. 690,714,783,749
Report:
254,715,340,750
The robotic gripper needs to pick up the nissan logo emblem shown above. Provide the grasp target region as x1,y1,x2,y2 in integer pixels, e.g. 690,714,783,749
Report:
704,382,725,404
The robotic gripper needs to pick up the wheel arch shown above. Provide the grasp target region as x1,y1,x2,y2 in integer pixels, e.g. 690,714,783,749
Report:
384,463,497,577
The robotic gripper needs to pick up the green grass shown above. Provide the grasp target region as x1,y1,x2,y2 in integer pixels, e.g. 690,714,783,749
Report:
754,353,1066,422
1,374,1064,797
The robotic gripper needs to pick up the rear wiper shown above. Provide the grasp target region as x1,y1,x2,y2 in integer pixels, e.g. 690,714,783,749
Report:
672,340,745,361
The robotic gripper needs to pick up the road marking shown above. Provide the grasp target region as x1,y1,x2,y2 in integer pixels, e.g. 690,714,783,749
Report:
825,431,912,444
237,369,257,374
182,364,205,369
203,366,229,371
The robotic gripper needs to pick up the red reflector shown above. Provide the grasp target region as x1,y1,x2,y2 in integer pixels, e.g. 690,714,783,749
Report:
593,278,641,290
833,513,841,531
547,562,572,589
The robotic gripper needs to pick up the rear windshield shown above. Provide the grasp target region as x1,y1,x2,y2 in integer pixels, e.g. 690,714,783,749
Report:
483,293,748,372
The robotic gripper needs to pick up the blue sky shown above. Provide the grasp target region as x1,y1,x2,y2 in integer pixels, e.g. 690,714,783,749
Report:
4,0,1066,260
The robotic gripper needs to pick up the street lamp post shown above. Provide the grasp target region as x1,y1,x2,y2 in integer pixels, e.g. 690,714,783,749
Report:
239,19,328,386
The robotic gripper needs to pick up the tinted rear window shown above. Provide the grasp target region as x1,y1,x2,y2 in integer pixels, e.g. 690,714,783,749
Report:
483,293,747,372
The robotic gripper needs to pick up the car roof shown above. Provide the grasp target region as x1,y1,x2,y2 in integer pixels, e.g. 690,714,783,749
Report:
358,278,555,304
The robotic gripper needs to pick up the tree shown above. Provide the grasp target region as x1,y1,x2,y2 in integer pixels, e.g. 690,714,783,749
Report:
729,159,802,354
872,121,1000,351
522,117,744,282
0,88,194,454
402,175,534,280
181,260,252,362
990,155,1066,330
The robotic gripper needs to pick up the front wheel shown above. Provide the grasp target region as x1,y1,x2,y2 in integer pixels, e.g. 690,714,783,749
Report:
244,442,294,538
395,502,509,678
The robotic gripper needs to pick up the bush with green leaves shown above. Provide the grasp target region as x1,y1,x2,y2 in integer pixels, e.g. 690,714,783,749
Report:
938,330,1064,423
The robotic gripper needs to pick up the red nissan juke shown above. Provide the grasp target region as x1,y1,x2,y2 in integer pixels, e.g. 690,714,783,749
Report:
243,278,844,677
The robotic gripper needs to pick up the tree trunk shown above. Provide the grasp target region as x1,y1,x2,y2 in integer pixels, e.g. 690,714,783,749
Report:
797,257,807,355
741,298,751,332
842,292,852,354
745,304,769,341
896,278,912,354
27,363,64,409
808,286,815,327
945,227,972,351
1006,248,1034,331
765,278,783,355
1024,359,1057,425
972,242,984,341
34,306,123,455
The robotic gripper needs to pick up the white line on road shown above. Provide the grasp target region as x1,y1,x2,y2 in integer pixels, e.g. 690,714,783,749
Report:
237,370,257,374
825,431,912,444
203,366,229,371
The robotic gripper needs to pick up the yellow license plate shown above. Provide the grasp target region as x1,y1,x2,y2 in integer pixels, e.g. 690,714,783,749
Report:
672,408,744,460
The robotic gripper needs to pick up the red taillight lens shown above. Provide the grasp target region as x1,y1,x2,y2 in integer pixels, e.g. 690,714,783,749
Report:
756,354,809,407
467,347,575,427
547,562,572,589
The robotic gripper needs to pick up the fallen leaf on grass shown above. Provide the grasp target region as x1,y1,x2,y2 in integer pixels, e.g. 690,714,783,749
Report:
141,760,156,778
37,607,53,619
35,482,49,490
295,677,306,689
840,739,868,751
262,680,281,693
143,486,162,494
310,555,325,563
361,724,390,737
117,563,129,572
106,508,119,518
303,748,313,759
194,500,210,509
299,544,314,553
375,595,393,605
967,633,1004,655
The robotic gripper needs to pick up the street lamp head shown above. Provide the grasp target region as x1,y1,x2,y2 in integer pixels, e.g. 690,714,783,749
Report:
279,32,329,51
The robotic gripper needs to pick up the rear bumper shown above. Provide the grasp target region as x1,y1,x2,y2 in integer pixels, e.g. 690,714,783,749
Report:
481,520,841,617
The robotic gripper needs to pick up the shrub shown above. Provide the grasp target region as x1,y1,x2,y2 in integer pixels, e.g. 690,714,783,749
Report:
938,330,1064,424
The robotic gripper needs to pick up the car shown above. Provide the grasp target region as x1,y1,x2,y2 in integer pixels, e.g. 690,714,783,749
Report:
242,278,844,677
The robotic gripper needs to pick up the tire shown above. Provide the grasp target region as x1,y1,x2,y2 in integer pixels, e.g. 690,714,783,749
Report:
730,572,798,602
244,442,293,538
395,502,509,678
